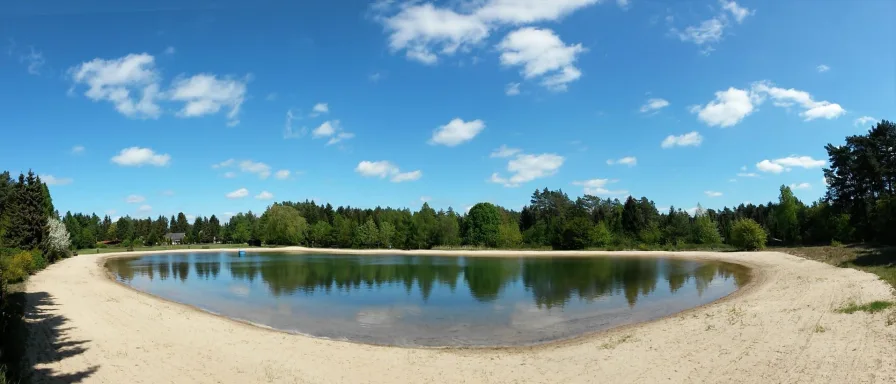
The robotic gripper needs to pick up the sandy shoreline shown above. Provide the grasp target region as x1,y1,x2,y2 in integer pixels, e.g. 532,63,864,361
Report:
24,249,896,383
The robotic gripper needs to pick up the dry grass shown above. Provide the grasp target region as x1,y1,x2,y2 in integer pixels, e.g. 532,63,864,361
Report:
779,245,896,290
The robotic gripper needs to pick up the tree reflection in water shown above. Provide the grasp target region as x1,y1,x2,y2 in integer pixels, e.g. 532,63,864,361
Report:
107,253,748,308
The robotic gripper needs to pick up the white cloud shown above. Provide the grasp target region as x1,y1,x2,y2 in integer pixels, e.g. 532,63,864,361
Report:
661,131,703,148
490,153,564,187
704,190,723,197
737,172,759,178
816,64,830,73
378,0,598,65
756,160,785,174
68,53,162,119
854,116,876,127
125,194,145,203
617,0,630,9
226,188,249,199
161,190,175,196
751,81,845,121
164,46,175,55
505,82,521,96
310,102,329,116
429,118,485,146
137,205,152,213
21,47,45,75
283,108,306,139
223,171,237,178
275,170,291,180
640,98,669,113
255,191,274,200
571,178,628,196
71,145,85,154
369,72,383,82
111,147,171,166
490,144,521,158
355,161,423,183
497,27,585,91
311,120,354,145
239,160,271,179
606,156,637,166
672,1,753,54
212,159,235,169
790,182,811,190
41,175,73,186
756,155,825,173
168,73,247,126
691,87,759,127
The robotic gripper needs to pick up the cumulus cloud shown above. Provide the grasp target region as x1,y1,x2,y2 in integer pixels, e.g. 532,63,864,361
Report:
756,155,825,173
751,81,845,121
816,64,830,73
490,144,521,158
239,160,272,179
690,87,759,127
505,82,521,96
255,191,274,200
310,102,329,117
704,190,723,197
125,194,145,203
737,172,759,178
640,98,669,113
20,47,45,75
671,0,753,54
790,182,811,190
606,156,637,166
223,171,237,178
67,52,249,125
41,175,73,186
661,131,703,148
274,170,291,180
283,108,306,139
111,147,171,166
854,116,876,127
311,120,355,146
355,161,422,183
136,205,152,213
497,27,585,91
571,178,628,196
68,53,162,119
429,118,485,146
490,153,565,188
226,188,249,199
378,0,598,65
168,73,247,126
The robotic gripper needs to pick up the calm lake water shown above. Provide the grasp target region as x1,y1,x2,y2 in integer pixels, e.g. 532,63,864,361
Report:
106,252,749,346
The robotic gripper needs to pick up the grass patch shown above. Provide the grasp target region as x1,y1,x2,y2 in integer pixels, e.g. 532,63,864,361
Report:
836,301,894,314
779,245,896,290
813,324,826,333
600,334,635,349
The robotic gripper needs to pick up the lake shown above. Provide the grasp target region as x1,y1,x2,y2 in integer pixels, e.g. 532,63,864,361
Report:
105,252,750,347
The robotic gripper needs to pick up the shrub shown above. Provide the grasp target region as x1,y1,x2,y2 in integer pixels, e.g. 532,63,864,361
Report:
201,245,210,249
730,219,767,250
95,242,108,249
0,251,33,284
29,250,47,273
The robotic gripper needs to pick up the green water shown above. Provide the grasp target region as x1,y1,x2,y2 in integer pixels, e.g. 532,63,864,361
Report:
106,252,749,346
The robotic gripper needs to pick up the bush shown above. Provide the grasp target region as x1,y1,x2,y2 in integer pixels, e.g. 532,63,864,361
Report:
29,250,47,272
95,242,108,249
0,251,33,284
730,219,767,250
831,239,843,247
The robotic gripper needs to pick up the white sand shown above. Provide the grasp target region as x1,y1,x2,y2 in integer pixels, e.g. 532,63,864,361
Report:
23,248,896,383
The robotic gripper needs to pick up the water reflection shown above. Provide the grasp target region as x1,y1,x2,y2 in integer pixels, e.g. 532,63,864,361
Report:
108,253,748,309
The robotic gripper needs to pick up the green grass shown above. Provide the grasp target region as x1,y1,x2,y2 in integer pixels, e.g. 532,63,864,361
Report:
836,301,894,314
780,245,896,290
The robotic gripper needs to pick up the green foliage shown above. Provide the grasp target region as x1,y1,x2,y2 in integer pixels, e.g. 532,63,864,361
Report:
0,250,33,283
730,219,767,250
837,301,894,314
692,215,722,245
662,207,691,245
496,222,523,248
29,250,47,272
772,185,800,244
559,216,591,250
259,204,307,245
308,221,332,247
588,221,613,247
464,203,501,247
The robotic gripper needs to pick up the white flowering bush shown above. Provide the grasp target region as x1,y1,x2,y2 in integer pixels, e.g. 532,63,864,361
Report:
47,217,72,260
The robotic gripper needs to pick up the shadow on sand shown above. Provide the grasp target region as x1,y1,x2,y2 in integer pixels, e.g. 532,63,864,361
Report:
3,291,99,383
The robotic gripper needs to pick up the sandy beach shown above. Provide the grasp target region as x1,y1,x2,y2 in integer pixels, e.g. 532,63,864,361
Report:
23,248,896,383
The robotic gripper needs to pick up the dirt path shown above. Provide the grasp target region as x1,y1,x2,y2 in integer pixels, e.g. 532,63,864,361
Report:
23,249,896,383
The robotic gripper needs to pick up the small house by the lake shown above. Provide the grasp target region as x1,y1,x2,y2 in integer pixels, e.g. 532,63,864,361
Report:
165,232,186,245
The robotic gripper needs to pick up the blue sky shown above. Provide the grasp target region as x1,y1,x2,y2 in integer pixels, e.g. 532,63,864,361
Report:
1,0,893,220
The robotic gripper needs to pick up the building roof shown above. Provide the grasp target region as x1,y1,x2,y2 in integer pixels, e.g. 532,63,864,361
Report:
165,232,186,241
